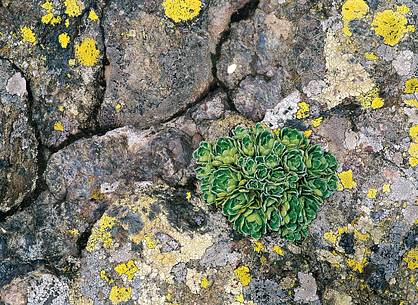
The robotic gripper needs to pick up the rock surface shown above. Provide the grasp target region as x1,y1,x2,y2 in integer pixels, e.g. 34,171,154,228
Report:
1,0,418,305
0,59,38,213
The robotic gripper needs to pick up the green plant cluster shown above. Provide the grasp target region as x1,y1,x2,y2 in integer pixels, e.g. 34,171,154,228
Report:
193,123,338,240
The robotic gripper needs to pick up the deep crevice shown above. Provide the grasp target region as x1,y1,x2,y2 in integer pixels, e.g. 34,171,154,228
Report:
0,58,49,223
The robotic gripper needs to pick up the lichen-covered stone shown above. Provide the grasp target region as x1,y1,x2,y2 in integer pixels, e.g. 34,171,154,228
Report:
0,59,38,212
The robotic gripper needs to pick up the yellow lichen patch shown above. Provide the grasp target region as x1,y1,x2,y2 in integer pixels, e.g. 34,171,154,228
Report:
273,245,284,256
371,7,415,46
144,234,156,249
382,183,391,193
403,248,418,270
324,231,337,244
99,270,114,284
108,286,132,305
357,87,383,109
371,97,384,109
408,142,418,167
364,52,378,61
68,58,76,66
186,191,192,202
64,0,82,17
68,228,79,236
53,121,65,132
21,26,37,44
337,170,357,189
354,230,369,241
88,9,99,21
41,13,62,25
65,19,70,27
404,77,418,94
404,99,418,108
367,188,378,199
303,129,312,138
114,103,123,112
409,125,418,143
114,260,139,281
341,0,369,37
86,214,117,252
235,294,245,303
346,249,370,273
200,276,211,288
260,255,268,265
58,33,70,48
75,38,100,67
234,265,251,286
162,0,203,23
296,101,310,119
311,117,323,128
41,0,53,10
58,105,65,112
253,240,264,253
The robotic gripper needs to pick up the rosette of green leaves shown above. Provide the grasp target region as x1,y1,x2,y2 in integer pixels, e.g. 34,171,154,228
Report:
193,123,339,241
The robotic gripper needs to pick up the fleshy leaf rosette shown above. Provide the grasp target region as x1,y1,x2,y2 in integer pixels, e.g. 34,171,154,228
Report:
193,123,338,241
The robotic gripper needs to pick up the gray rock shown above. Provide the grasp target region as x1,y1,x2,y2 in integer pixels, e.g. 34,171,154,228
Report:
0,59,38,212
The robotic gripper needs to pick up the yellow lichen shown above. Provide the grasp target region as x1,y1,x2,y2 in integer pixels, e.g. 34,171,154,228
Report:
371,97,384,109
382,183,391,193
58,33,70,48
114,260,139,281
273,245,284,256
99,270,114,284
311,117,323,128
408,142,418,167
404,99,418,108
65,19,70,27
86,214,117,252
186,191,192,202
144,234,156,249
354,230,369,241
21,26,37,44
200,276,211,288
53,121,65,132
68,58,76,66
409,125,418,143
357,87,383,109
337,170,357,189
367,188,378,199
67,228,79,236
114,103,123,112
253,240,264,253
346,249,370,273
64,0,82,17
371,7,415,46
341,0,369,37
75,38,100,67
403,248,418,270
324,231,337,244
41,0,53,10
234,265,251,286
260,255,268,265
88,9,99,21
41,13,62,25
303,129,313,138
296,101,310,119
364,52,378,61
109,286,132,305
235,294,245,303
404,77,418,94
162,0,202,23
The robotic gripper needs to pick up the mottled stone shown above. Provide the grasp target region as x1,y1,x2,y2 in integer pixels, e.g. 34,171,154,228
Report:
0,59,38,212
0,1,105,147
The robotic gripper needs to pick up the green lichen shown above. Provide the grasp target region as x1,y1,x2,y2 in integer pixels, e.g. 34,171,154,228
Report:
193,123,339,240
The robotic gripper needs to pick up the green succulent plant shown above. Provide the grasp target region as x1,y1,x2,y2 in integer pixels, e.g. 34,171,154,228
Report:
193,123,338,241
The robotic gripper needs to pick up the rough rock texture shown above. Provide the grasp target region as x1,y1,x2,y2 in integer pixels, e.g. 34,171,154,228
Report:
1,0,418,304
0,0,105,147
0,59,38,212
